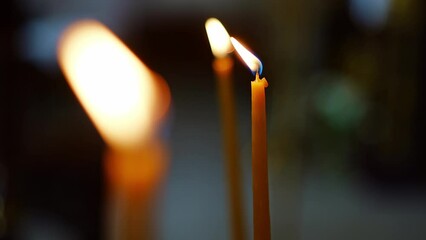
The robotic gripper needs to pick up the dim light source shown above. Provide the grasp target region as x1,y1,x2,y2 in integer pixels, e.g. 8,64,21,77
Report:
58,19,170,240
58,20,157,150
205,18,246,240
205,18,233,58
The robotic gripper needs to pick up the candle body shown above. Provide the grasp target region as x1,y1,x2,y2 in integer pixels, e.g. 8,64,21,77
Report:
104,142,168,240
251,74,270,240
214,57,245,240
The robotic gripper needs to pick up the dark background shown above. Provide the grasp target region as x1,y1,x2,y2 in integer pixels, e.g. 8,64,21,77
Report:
0,0,425,239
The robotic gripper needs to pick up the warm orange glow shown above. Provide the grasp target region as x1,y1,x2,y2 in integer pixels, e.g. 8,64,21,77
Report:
205,18,233,58
105,141,168,194
230,37,263,75
58,20,157,150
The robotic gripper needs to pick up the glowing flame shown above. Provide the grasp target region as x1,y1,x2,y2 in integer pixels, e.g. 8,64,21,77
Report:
205,18,233,58
58,20,157,150
230,37,263,75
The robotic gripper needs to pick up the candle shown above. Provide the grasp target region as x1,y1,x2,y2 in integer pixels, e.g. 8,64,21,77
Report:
231,37,270,240
205,18,245,240
57,20,170,240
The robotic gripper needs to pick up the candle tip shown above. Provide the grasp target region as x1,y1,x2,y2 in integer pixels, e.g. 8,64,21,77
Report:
254,73,268,87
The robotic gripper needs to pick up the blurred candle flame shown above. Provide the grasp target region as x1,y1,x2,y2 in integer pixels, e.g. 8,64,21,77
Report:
230,37,263,75
205,18,233,58
58,20,157,150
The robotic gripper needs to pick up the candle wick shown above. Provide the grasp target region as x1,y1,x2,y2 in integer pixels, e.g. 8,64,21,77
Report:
257,62,263,76
255,72,261,81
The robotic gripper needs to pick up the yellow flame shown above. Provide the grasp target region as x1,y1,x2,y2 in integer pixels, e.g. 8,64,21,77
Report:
230,37,262,74
58,20,156,150
205,18,232,58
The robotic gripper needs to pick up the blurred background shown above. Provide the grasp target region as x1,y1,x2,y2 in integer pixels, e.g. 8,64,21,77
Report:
1,0,425,239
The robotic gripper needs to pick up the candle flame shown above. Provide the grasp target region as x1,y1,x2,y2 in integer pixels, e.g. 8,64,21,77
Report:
205,18,233,58
230,37,263,75
58,20,157,150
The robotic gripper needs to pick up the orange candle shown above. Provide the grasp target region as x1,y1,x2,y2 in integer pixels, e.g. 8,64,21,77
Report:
205,18,245,240
105,141,168,240
57,20,170,240
231,37,270,240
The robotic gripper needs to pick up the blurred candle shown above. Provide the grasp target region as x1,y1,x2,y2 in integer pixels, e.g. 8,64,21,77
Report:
57,20,170,240
206,18,245,240
231,37,270,240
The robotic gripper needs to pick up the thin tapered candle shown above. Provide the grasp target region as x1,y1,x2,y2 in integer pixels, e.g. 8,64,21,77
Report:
58,20,170,240
206,18,245,240
231,37,270,240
